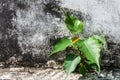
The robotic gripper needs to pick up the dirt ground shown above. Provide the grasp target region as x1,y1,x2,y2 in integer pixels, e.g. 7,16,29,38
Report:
0,67,81,80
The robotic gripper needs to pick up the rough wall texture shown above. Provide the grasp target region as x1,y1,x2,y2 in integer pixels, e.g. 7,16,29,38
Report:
61,0,120,68
0,0,22,62
0,0,120,68
61,0,120,43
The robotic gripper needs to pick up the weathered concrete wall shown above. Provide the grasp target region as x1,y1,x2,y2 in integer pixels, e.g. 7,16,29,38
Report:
0,0,120,67
0,0,70,65
61,0,120,43
61,0,120,68
0,0,22,62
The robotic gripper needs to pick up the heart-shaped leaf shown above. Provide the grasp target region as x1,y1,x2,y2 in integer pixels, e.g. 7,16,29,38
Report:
76,36,102,72
63,53,81,75
51,38,73,56
65,13,83,34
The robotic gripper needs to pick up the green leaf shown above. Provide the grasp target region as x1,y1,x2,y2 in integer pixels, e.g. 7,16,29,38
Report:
63,54,81,75
76,36,101,72
51,38,73,56
65,13,83,34
78,63,86,76
92,35,106,48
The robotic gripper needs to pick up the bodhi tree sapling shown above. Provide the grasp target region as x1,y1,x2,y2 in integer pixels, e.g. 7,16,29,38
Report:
50,9,106,77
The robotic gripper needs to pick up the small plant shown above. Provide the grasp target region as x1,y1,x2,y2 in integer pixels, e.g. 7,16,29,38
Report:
50,9,106,77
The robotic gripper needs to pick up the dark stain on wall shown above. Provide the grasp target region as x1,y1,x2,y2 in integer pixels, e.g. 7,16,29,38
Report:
101,42,120,68
16,1,27,10
0,0,22,62
43,0,62,18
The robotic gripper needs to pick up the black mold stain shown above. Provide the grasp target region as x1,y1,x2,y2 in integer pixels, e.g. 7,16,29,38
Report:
42,0,85,20
16,2,26,9
43,0,62,18
101,42,120,68
66,8,85,22
0,1,22,61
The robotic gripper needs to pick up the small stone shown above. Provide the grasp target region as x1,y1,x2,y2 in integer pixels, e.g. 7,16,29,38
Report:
99,73,105,78
46,60,57,67
6,56,17,64
0,63,4,67
107,71,114,79
9,67,24,72
34,64,39,68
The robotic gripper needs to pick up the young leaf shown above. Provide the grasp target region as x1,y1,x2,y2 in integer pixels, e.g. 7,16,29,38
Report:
65,13,83,34
76,36,101,72
51,38,73,56
63,53,81,75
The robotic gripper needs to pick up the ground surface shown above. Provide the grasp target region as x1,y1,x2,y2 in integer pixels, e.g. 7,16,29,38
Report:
0,67,120,80
0,67,81,80
0,60,120,80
